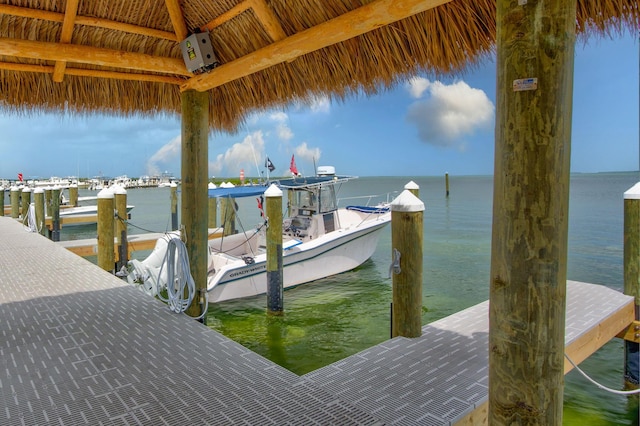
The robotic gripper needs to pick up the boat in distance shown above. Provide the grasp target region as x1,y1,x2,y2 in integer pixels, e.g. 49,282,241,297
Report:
124,167,391,303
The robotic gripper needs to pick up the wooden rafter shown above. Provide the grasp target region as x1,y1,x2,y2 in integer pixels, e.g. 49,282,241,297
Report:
52,0,80,83
182,0,454,92
248,0,286,41
201,2,252,31
0,4,177,41
164,0,189,42
0,38,189,76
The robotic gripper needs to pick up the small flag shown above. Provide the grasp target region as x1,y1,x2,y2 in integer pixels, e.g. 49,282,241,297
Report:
256,196,264,217
17,173,23,182
289,155,298,176
265,157,275,172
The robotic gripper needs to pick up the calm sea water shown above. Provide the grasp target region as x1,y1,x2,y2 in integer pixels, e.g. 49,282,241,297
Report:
53,172,639,424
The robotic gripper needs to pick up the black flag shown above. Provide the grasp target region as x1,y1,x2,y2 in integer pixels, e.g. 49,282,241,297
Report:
265,157,275,172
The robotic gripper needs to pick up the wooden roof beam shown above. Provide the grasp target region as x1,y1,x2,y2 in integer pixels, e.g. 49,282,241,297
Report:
249,0,286,41
52,0,80,83
182,0,453,92
201,1,252,31
0,4,177,41
165,0,189,42
0,61,184,85
0,37,190,76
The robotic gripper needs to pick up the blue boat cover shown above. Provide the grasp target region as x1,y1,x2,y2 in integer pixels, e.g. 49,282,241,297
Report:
208,185,268,198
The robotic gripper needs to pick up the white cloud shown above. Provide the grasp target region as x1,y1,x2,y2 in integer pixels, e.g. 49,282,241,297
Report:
276,123,294,141
209,131,265,176
406,80,494,148
294,142,321,163
146,135,181,176
269,111,288,122
407,76,431,99
309,95,330,114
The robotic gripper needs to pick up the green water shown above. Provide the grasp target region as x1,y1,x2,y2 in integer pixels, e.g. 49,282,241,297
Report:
52,173,639,424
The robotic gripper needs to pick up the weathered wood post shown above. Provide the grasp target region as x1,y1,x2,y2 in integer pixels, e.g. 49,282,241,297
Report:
10,186,19,218
221,196,236,236
207,184,217,229
181,90,209,321
21,187,31,220
265,184,284,314
445,173,450,197
44,187,52,216
623,183,640,389
50,187,61,242
114,185,128,272
404,181,419,198
69,184,79,207
97,188,115,273
390,189,424,338
0,189,4,217
34,188,45,236
170,182,179,231
489,1,576,423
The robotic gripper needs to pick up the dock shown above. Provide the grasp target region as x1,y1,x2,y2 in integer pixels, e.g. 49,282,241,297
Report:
0,216,634,425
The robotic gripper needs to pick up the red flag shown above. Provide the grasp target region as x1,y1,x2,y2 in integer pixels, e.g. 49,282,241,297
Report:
289,155,298,176
17,173,23,182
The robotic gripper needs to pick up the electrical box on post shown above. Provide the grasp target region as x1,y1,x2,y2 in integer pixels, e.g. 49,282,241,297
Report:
180,31,219,74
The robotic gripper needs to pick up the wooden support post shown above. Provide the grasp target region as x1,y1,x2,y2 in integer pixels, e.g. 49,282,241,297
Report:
10,186,19,218
44,187,52,216
265,184,283,314
390,189,424,338
69,184,78,206
114,186,128,272
404,180,419,198
221,197,236,236
34,188,45,236
181,89,209,320
97,188,115,273
50,187,61,242
21,187,31,219
445,173,450,197
623,183,640,388
0,189,4,217
170,182,179,231
208,195,217,229
489,1,576,423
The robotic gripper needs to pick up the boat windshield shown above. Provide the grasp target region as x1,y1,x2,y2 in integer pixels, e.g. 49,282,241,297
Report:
290,184,337,214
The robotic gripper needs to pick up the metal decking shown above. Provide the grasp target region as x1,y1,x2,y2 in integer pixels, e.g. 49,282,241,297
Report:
0,216,634,425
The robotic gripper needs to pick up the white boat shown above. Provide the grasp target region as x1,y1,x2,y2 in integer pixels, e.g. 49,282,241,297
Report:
59,204,134,225
125,168,391,303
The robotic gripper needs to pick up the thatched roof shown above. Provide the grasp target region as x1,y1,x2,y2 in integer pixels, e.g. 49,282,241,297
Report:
0,0,637,132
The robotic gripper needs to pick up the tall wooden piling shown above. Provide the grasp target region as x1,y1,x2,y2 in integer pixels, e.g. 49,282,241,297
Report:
404,181,419,198
69,184,78,206
21,187,31,219
445,173,450,197
44,187,52,216
221,197,236,236
0,189,4,217
208,196,217,229
34,188,45,236
50,187,61,242
170,182,179,231
181,89,209,320
623,183,640,388
390,189,424,338
10,186,19,218
265,184,284,314
114,186,128,272
97,188,115,273
489,1,576,423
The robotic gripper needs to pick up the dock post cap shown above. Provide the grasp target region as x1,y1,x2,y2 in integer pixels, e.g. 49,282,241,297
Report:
624,182,640,200
21,187,31,192
70,183,78,188
265,183,283,197
97,187,115,199
33,187,44,194
170,182,178,188
404,181,419,190
10,186,19,192
112,184,127,195
391,189,425,212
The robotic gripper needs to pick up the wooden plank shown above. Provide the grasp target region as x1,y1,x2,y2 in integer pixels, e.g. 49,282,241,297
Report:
182,0,453,92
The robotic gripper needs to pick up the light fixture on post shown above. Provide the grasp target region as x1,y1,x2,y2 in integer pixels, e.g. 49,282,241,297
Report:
180,31,220,74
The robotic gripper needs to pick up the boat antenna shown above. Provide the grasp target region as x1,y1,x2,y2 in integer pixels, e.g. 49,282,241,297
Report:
249,142,262,183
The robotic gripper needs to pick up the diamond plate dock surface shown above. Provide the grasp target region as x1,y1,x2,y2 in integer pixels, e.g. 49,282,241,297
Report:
0,217,633,425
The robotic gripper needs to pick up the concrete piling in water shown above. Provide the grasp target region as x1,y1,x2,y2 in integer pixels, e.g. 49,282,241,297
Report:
97,188,115,273
69,184,78,207
10,186,19,218
114,186,128,272
34,188,45,236
390,189,424,338
170,182,179,231
265,184,284,315
21,187,31,220
623,183,640,389
50,187,61,242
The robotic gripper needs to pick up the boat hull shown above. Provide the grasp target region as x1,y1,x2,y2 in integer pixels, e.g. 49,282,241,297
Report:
207,218,388,303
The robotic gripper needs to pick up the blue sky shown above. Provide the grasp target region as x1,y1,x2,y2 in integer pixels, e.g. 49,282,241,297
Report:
0,31,637,180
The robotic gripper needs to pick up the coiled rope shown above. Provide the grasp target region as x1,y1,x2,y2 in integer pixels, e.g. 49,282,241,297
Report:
155,236,207,319
22,203,40,233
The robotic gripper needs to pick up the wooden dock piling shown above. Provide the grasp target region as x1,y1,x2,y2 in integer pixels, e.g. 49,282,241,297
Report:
97,188,115,273
445,173,450,197
21,187,31,219
10,186,19,218
34,188,45,236
623,183,640,388
404,180,419,198
265,184,284,315
489,0,576,423
50,187,61,241
208,194,217,229
171,182,179,231
114,185,128,271
390,189,424,338
69,184,78,206
221,197,236,236
0,189,3,217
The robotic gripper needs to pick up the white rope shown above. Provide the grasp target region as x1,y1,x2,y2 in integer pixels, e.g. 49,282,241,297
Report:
155,236,207,319
22,203,39,233
565,353,640,395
